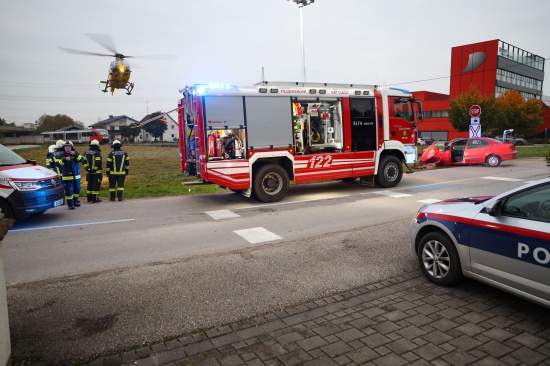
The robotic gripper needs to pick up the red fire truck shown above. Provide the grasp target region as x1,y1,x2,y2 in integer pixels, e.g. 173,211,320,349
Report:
178,81,422,202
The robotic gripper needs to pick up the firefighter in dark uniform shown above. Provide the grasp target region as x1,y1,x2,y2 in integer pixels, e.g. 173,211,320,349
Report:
55,140,84,210
84,139,103,203
51,140,65,176
106,140,129,201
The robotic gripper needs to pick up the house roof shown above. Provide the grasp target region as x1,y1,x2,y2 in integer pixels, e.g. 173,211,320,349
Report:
89,115,140,128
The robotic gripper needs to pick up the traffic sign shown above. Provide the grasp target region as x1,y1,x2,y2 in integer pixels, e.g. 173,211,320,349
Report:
469,105,481,118
471,117,480,125
469,124,481,138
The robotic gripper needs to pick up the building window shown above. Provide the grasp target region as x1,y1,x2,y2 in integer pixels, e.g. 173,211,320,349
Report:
419,131,448,141
498,40,545,71
496,69,542,92
495,86,537,100
423,110,449,118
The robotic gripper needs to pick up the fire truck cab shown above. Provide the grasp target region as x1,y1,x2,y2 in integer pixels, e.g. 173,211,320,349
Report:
178,81,422,202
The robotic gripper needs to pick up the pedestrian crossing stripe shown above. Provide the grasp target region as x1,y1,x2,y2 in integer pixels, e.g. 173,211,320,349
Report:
481,176,523,182
206,209,241,220
374,191,413,198
234,227,282,244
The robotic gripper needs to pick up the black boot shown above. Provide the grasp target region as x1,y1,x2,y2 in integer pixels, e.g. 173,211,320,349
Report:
93,194,101,203
110,192,115,201
73,198,81,207
87,194,93,203
117,191,123,201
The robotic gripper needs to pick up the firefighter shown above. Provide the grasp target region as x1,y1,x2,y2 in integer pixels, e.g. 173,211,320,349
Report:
84,139,103,203
46,144,56,171
106,140,129,201
55,140,84,210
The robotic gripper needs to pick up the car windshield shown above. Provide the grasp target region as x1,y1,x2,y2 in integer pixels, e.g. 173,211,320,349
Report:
0,144,27,166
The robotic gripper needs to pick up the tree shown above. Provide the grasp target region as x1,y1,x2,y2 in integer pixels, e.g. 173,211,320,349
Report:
35,114,85,133
494,89,543,137
0,118,15,126
140,112,167,141
448,85,498,133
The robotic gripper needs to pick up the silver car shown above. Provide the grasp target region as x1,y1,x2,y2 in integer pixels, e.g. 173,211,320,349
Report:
410,177,550,309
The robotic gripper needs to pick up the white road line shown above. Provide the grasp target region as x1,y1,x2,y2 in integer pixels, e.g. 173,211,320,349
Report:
206,209,241,220
481,176,524,182
234,194,351,210
373,191,413,198
417,199,442,204
234,227,282,244
12,219,135,232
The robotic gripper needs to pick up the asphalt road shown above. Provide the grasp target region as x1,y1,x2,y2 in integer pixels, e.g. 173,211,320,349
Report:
4,158,549,364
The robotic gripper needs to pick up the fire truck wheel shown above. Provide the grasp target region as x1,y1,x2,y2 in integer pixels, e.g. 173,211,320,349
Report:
252,164,289,203
374,155,403,188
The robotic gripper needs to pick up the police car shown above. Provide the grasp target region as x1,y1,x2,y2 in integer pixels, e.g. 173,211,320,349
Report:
410,177,550,309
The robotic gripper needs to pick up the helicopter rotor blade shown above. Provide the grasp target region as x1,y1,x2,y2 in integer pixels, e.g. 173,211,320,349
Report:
59,46,115,57
84,33,119,55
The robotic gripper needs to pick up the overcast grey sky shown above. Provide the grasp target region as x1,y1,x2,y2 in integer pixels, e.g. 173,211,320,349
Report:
1,0,549,127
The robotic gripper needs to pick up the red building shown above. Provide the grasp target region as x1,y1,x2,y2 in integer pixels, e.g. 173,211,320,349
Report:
415,39,548,141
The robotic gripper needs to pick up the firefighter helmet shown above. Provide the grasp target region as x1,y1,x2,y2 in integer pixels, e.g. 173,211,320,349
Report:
48,145,56,153
64,140,74,146
90,139,100,146
56,139,65,148
112,140,122,148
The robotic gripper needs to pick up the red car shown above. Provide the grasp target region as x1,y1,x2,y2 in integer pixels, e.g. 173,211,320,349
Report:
419,137,517,167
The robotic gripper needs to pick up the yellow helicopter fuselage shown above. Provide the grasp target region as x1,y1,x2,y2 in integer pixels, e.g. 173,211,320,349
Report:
101,58,133,95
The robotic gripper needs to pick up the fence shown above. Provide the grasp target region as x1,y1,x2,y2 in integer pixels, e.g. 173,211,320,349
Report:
0,136,45,145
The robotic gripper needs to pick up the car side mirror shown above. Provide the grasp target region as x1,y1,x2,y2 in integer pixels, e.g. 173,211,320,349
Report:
486,200,503,217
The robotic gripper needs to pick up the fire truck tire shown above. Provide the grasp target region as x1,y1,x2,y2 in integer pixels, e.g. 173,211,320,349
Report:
0,199,15,219
252,164,289,203
374,155,403,188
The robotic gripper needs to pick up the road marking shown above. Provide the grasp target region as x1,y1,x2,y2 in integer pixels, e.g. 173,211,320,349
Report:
417,199,442,204
11,219,135,232
206,209,241,220
481,176,523,182
373,191,413,198
234,227,282,244
234,194,350,210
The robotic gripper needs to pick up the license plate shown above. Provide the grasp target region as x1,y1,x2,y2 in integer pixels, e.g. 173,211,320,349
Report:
53,198,64,207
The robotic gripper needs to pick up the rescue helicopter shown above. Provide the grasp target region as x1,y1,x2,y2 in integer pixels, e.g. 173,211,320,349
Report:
59,34,174,95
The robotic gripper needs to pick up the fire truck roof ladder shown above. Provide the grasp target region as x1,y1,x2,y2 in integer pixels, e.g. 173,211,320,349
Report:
254,81,378,89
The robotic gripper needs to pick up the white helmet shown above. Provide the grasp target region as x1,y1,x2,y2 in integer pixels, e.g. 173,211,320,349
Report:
48,144,56,153
90,139,100,146
56,139,65,148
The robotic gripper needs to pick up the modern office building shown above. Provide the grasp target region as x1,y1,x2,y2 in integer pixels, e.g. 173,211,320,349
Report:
415,39,548,141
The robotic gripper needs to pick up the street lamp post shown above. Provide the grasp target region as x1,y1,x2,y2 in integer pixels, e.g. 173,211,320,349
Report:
288,0,314,83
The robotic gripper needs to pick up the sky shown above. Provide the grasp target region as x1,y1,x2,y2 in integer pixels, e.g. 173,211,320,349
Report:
1,0,550,128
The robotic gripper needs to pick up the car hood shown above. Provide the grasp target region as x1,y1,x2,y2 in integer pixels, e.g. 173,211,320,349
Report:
420,196,494,214
0,164,58,179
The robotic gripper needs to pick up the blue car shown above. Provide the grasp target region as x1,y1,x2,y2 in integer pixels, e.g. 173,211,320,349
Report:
410,177,550,309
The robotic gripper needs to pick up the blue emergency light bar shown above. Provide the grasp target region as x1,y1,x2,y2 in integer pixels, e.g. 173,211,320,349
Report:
193,84,237,95
389,87,412,94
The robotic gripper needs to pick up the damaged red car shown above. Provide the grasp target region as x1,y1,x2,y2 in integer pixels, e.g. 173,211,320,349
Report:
419,137,517,167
